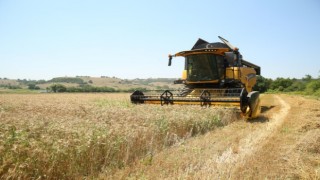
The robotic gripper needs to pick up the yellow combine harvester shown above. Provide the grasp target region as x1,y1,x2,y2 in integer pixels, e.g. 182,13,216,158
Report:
131,36,261,118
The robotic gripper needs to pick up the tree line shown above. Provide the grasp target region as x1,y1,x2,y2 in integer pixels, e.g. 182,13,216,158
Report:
1,76,320,96
48,84,117,93
46,74,320,95
47,84,146,93
253,74,320,96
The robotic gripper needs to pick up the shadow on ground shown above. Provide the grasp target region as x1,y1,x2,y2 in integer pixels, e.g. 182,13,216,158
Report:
261,106,275,113
248,115,269,123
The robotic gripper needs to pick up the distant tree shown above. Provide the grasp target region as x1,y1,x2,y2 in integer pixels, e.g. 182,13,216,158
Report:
305,80,320,93
253,76,272,93
8,85,22,89
302,74,312,82
65,85,117,92
88,80,93,84
270,78,293,91
285,80,306,92
28,83,40,90
50,84,67,92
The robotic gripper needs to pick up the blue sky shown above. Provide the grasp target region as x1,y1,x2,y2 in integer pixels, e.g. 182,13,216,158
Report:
0,0,319,80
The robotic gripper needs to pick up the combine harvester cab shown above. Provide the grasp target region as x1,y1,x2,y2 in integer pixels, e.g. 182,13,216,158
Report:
131,36,261,118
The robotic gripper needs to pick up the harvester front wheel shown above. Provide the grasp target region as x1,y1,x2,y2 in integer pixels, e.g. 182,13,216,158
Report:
240,89,261,118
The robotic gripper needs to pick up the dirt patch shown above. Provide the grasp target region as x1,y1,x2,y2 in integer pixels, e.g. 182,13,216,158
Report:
199,95,291,178
233,94,320,179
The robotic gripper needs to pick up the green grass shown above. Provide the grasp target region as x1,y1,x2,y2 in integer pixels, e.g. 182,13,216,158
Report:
0,88,41,94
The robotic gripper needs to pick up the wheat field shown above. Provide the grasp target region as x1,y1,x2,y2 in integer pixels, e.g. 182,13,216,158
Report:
0,93,239,179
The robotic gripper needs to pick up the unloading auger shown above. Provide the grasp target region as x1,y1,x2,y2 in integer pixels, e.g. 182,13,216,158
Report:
131,36,261,118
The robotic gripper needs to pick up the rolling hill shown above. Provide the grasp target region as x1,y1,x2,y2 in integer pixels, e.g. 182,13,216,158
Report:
0,76,183,92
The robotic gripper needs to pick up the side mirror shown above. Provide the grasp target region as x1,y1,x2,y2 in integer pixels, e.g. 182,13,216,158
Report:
168,55,173,66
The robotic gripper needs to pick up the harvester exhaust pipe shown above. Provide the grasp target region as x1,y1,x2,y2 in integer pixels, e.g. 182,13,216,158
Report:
168,55,173,66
